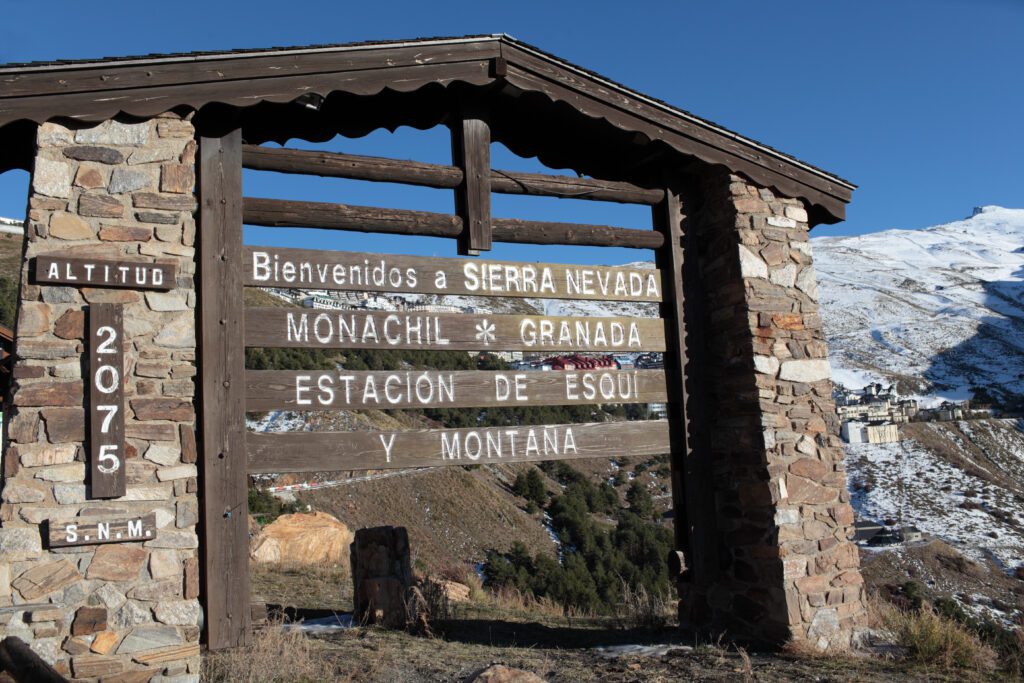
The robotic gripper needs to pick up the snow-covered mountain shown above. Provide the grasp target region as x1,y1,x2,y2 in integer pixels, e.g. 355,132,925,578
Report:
814,206,1024,407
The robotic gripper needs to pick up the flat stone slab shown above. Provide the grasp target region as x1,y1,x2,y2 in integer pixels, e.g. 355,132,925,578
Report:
116,624,182,654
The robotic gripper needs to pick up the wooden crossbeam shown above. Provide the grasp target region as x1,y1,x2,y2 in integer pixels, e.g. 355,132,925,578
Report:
241,144,665,205
245,369,668,412
241,246,663,302
242,197,664,249
243,308,667,352
247,420,671,473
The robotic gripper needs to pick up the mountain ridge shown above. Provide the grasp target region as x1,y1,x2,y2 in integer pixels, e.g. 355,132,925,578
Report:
813,205,1024,408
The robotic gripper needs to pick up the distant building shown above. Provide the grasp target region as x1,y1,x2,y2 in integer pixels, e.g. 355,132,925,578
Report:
647,403,668,419
835,382,916,442
543,354,617,371
613,354,635,369
303,294,348,310
841,421,900,444
408,303,459,314
475,350,523,363
852,519,883,544
835,383,917,424
635,352,664,369
917,399,994,422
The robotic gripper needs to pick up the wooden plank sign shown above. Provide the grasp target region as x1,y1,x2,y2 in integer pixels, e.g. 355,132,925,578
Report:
248,419,670,473
48,513,156,548
89,303,126,498
34,254,176,291
245,308,666,352
246,369,668,411
243,246,661,302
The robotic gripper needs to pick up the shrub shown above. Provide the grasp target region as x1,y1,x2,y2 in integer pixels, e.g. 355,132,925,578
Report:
879,601,997,673
513,467,547,507
245,347,335,370
248,487,300,525
625,481,655,519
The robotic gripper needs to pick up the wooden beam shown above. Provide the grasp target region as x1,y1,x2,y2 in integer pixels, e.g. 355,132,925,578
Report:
243,197,664,249
652,183,717,585
245,369,668,412
243,308,667,352
247,420,671,473
490,169,663,205
492,217,663,250
653,186,692,571
242,197,461,237
241,246,663,302
241,144,666,205
243,145,462,188
451,101,492,254
0,635,67,683
198,129,251,650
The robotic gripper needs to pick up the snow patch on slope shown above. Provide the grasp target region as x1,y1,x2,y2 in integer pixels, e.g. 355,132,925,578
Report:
813,206,1024,403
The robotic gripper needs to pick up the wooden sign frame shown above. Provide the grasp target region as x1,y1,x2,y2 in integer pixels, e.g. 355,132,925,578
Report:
198,126,701,652
88,303,126,498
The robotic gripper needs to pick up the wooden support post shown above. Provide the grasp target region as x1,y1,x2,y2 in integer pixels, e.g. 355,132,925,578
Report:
351,526,414,629
0,636,67,683
653,187,694,572
198,128,251,650
653,183,718,592
451,101,492,255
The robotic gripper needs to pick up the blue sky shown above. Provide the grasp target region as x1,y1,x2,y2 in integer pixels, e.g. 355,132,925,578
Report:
0,0,1021,263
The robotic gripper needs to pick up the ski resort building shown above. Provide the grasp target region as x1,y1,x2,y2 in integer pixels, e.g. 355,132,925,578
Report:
840,420,900,444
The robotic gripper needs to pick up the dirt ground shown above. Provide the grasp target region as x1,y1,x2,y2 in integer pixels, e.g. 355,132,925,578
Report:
206,610,1001,683
221,562,1017,683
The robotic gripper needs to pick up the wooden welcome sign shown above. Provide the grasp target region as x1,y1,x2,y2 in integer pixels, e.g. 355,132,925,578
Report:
248,420,670,472
246,368,668,411
244,246,662,301
245,308,666,352
243,244,672,473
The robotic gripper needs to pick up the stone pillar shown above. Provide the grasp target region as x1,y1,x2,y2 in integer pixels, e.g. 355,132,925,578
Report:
0,115,201,680
683,169,866,649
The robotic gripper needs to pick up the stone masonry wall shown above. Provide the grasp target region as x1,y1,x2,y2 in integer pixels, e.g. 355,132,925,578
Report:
688,169,866,649
0,116,201,681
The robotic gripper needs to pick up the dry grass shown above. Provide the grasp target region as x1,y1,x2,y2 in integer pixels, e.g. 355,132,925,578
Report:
614,581,675,630
203,617,338,683
875,600,998,674
480,584,587,619
250,561,352,612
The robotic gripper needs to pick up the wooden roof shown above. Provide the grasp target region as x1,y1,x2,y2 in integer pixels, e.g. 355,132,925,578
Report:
0,35,854,223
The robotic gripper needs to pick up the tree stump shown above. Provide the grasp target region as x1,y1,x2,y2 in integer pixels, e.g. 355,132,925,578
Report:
350,526,413,629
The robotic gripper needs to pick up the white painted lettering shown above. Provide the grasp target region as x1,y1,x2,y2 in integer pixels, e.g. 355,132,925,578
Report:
127,519,142,537
380,434,396,463
295,375,312,405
